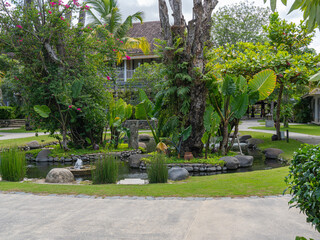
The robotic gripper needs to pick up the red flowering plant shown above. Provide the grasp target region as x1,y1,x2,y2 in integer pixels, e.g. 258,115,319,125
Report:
0,0,125,150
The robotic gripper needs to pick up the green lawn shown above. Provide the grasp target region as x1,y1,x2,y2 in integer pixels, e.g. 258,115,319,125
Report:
240,131,303,160
0,126,46,133
250,124,320,136
0,135,57,148
0,167,289,197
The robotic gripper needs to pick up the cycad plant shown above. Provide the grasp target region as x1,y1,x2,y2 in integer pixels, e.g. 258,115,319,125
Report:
0,148,26,182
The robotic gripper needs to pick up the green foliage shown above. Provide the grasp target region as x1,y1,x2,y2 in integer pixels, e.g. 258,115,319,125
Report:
92,154,118,184
0,148,26,181
129,62,164,100
286,144,320,232
0,106,15,119
249,70,277,101
33,105,51,118
212,1,270,46
265,0,320,31
0,1,124,148
293,98,312,123
295,237,314,240
147,153,168,184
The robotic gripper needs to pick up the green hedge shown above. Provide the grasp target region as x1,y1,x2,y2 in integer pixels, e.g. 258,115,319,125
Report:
286,144,320,233
0,106,15,119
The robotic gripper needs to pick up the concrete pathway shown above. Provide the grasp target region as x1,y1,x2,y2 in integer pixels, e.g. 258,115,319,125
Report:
239,120,320,145
0,192,318,240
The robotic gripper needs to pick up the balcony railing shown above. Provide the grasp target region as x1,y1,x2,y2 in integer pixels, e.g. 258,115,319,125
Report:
116,69,135,81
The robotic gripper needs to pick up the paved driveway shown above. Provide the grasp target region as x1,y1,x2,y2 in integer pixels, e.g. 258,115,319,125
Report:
0,193,318,240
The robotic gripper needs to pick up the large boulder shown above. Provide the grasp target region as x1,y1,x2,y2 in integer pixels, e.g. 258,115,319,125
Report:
138,142,147,150
234,155,254,168
246,138,264,148
26,140,40,149
145,137,157,153
239,135,252,143
138,134,151,142
45,168,74,183
231,143,248,152
128,154,150,168
220,156,240,170
168,167,189,181
36,149,51,162
263,148,284,159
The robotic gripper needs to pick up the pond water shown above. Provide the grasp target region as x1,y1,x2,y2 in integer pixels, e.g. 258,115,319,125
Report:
26,149,285,181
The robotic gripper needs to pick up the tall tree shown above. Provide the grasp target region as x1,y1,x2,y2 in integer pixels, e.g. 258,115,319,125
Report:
211,1,270,47
158,0,218,157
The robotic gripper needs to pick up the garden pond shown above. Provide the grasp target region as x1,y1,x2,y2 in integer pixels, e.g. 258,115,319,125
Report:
26,149,284,181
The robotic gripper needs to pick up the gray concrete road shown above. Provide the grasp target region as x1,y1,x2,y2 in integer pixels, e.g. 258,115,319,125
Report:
239,120,320,145
0,193,318,240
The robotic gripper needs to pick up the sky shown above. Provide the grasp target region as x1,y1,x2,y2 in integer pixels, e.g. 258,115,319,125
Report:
117,0,320,53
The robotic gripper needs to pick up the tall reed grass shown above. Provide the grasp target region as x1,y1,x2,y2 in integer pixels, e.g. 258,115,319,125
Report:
148,153,168,183
92,154,118,184
0,148,26,181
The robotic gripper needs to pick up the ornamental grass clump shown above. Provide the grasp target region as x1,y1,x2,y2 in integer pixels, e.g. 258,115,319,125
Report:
92,154,118,184
285,144,320,233
147,153,168,183
0,148,26,181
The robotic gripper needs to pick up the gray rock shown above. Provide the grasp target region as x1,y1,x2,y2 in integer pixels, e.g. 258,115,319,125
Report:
129,123,139,149
231,143,248,151
26,140,40,149
45,168,74,183
93,144,99,150
138,134,151,142
168,167,189,181
234,155,254,168
145,137,156,153
246,138,264,148
184,166,194,172
239,135,252,143
207,167,216,172
216,166,222,171
138,142,147,150
263,148,284,159
36,149,51,162
128,154,150,168
220,156,240,170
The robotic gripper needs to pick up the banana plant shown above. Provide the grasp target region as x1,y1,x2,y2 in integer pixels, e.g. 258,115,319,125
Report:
106,92,132,149
208,69,276,155
135,89,160,144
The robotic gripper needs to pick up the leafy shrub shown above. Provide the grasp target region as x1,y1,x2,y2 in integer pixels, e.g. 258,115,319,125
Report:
286,144,320,232
0,148,26,181
147,154,168,183
92,154,118,184
0,106,15,119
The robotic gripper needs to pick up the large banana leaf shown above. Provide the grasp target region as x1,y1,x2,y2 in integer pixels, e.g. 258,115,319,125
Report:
222,75,236,96
34,105,51,118
135,100,153,120
248,69,276,101
231,93,249,119
309,71,320,82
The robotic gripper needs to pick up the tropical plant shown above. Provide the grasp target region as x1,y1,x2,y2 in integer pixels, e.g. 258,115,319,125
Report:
147,153,168,184
285,144,320,233
169,126,192,158
92,154,118,184
201,105,220,159
207,70,277,155
0,148,26,181
135,89,160,144
86,0,150,58
106,93,133,149
212,1,270,47
265,0,320,31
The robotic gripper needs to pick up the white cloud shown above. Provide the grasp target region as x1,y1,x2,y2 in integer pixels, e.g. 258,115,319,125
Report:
137,0,157,7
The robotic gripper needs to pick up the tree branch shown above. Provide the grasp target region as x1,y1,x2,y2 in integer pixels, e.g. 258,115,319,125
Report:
158,0,172,46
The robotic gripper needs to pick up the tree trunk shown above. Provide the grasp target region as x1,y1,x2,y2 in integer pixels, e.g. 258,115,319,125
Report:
221,120,229,156
275,83,284,140
61,127,68,151
158,0,218,157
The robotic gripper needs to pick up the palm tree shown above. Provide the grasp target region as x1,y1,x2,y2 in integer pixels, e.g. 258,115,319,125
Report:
86,0,149,54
